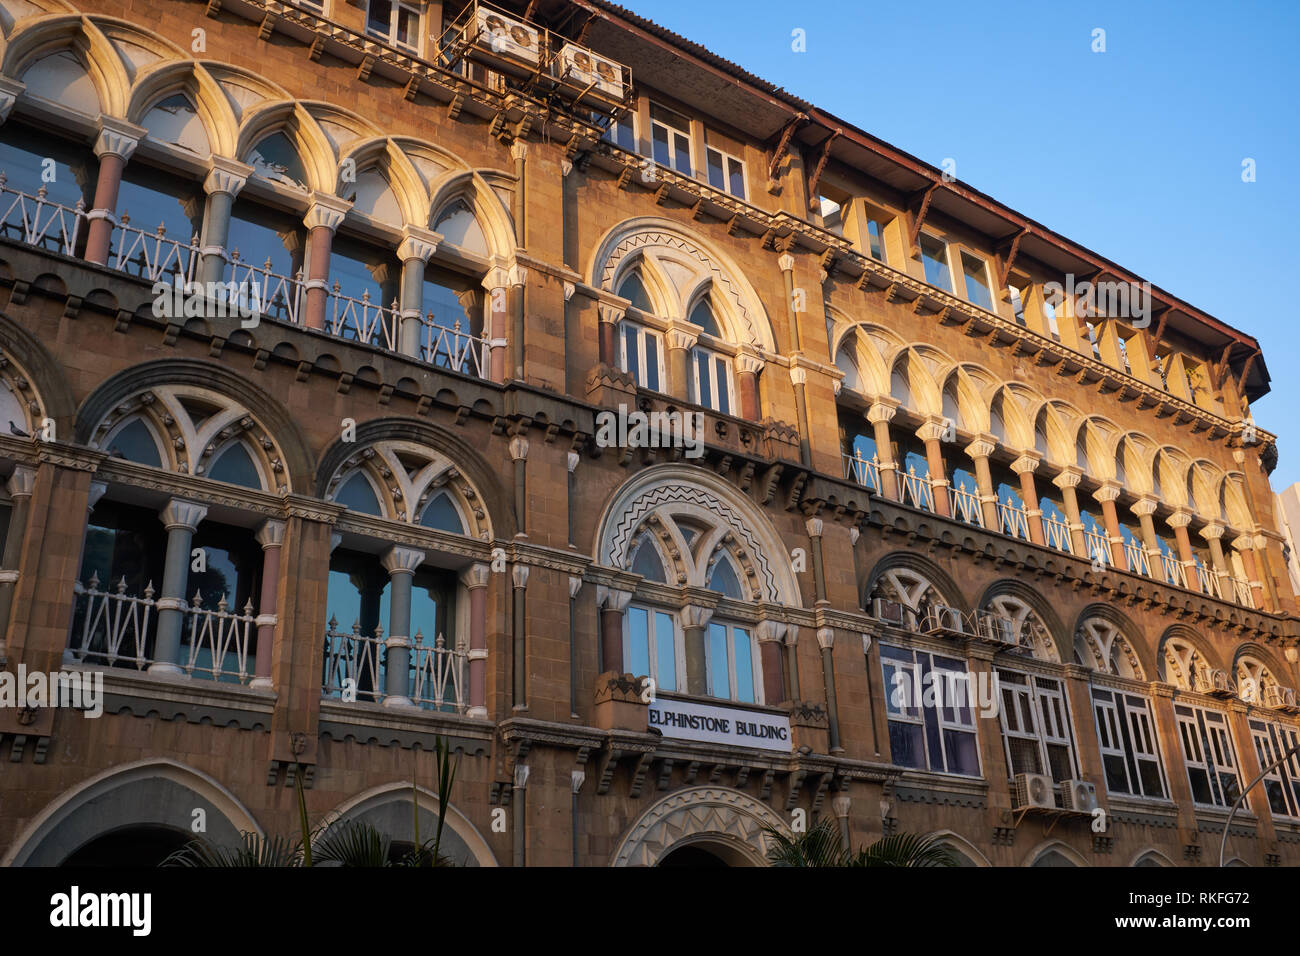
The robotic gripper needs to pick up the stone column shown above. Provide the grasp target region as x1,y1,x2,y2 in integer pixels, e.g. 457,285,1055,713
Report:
734,346,764,421
510,262,528,381
1200,521,1231,595
1053,467,1087,557
867,401,899,500
665,320,700,403
59,481,108,668
150,499,208,677
832,793,853,852
509,434,528,538
806,516,828,605
780,252,814,466
300,193,351,331
1234,535,1266,609
461,562,490,719
0,465,36,653
916,418,951,518
1252,532,1280,613
568,575,582,718
381,546,425,708
483,267,510,383
197,157,252,286
755,619,788,705
1011,454,1046,545
1092,481,1127,568
597,303,624,370
396,226,440,355
963,436,999,529
682,604,714,697
596,586,632,674
1131,496,1162,577
816,627,843,754
250,519,285,691
84,119,144,266
512,563,529,708
1168,510,1196,587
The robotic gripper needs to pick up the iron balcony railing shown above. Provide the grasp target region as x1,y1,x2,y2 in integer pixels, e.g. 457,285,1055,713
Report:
321,616,468,713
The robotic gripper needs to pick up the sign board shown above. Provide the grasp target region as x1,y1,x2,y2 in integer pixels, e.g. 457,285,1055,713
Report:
648,698,792,752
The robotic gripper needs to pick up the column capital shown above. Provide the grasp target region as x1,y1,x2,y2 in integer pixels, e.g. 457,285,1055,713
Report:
915,418,948,443
784,624,800,646
1166,509,1193,529
203,156,252,198
510,141,529,162
777,252,795,273
1199,521,1226,542
509,436,529,461
482,266,511,291
508,262,528,287
598,302,626,325
568,574,584,599
665,319,702,351
964,437,996,460
0,75,25,124
511,563,530,589
866,399,899,425
816,626,835,650
1010,453,1041,475
831,794,852,819
734,346,766,376
1052,466,1083,490
6,464,36,498
1092,480,1122,503
460,562,490,589
303,192,352,232
397,225,442,262
255,518,286,549
1252,533,1268,551
789,366,808,387
680,604,714,630
595,585,633,612
94,117,146,161
567,450,581,473
513,763,530,789
159,498,207,532
805,516,824,538
571,769,586,794
1232,533,1256,552
381,545,425,576
1130,496,1159,518
755,619,788,644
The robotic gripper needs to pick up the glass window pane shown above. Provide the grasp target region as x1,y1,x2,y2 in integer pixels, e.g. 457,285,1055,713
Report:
627,607,651,679
645,334,660,392
652,124,671,169
623,325,640,384
208,442,261,489
708,622,729,699
107,419,162,468
728,157,745,199
654,611,676,692
695,350,712,408
707,148,724,190
368,0,391,34
733,627,754,702
867,219,886,262
889,721,925,768
962,254,993,310
715,357,730,415
673,133,692,177
920,236,951,291
944,730,980,776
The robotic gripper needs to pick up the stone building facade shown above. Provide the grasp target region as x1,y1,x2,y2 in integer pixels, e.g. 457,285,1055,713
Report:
0,0,1295,868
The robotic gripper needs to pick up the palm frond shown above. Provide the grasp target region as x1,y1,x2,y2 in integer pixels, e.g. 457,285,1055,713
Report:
163,831,300,868
313,821,393,867
851,833,956,867
763,818,851,867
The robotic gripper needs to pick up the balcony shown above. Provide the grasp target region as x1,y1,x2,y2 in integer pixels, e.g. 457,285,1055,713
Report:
0,176,491,381
321,616,469,714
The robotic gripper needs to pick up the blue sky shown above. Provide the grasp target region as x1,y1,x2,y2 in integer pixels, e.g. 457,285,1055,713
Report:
621,0,1300,490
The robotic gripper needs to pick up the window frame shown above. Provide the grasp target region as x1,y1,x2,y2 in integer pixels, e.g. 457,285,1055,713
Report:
918,233,954,293
1174,703,1241,809
997,669,1079,784
1248,719,1300,820
366,0,421,53
624,603,684,695
705,144,747,200
619,320,665,393
880,643,983,778
959,251,994,312
689,343,735,415
705,618,760,704
1091,687,1169,799
649,102,694,177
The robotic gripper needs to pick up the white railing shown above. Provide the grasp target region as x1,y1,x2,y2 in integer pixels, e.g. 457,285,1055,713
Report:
1232,577,1256,609
69,574,255,682
422,316,490,379
322,616,468,713
1123,540,1151,577
843,450,881,492
1043,514,1073,554
328,284,399,351
110,216,200,283
229,253,303,324
0,174,85,256
998,499,1031,541
1158,552,1188,589
180,590,257,684
1196,562,1223,600
68,573,155,670
899,466,935,513
948,486,985,528
1084,529,1111,567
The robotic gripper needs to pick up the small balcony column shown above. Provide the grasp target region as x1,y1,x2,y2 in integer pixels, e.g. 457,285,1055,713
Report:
196,157,252,286
510,262,528,381
396,226,440,355
755,619,788,705
963,437,1000,529
681,604,715,697
806,516,828,604
1011,455,1046,546
84,119,144,266
250,519,285,691
816,627,844,754
867,401,900,500
1052,467,1088,556
150,499,209,677
1199,521,1231,588
596,586,632,674
380,546,425,708
511,562,529,709
1131,496,1162,574
784,626,802,701
597,303,624,369
1167,509,1197,577
665,320,701,403
482,267,510,383
300,194,351,331
734,347,765,421
0,465,36,655
1091,481,1127,568
461,562,490,719
1233,535,1267,609
915,418,952,518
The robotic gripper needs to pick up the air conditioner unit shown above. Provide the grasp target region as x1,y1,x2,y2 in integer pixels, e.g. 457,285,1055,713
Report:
1210,668,1234,698
1282,687,1299,712
1013,772,1055,810
923,605,965,637
551,41,628,106
456,3,544,78
1060,779,1099,813
872,599,906,627
973,611,1015,646
1193,664,1229,697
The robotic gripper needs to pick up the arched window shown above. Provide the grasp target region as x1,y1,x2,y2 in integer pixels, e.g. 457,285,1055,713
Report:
140,93,210,156
1074,618,1144,679
105,418,164,469
629,534,667,583
617,271,663,392
246,132,309,189
689,296,722,339
706,553,743,598
617,271,653,314
433,199,487,257
419,492,466,534
335,471,383,516
867,566,950,631
207,442,261,489
20,50,100,114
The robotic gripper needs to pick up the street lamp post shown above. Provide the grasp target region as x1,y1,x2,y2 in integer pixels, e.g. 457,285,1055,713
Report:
1219,739,1300,866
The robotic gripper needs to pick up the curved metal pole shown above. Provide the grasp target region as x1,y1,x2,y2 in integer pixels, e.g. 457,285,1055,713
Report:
1219,740,1300,866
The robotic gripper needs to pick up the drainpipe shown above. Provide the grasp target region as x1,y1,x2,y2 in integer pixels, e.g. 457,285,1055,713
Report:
512,763,529,867
571,769,585,867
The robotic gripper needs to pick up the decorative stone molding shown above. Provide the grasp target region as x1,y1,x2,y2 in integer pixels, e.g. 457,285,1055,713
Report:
303,193,353,233
568,575,583,599
203,156,252,197
777,253,795,273
93,117,146,161
509,436,529,461
563,281,576,301
816,626,835,650
511,564,530,590
6,465,35,498
611,786,790,867
805,516,824,538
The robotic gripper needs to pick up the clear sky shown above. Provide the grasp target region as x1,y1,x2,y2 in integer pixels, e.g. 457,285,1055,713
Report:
620,0,1300,490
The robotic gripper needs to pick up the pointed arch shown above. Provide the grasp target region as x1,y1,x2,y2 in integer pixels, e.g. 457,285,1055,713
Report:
864,551,966,628
126,59,238,157
426,168,516,262
3,14,127,115
236,99,335,194
978,579,1065,662
1157,624,1221,688
1072,604,1149,680
319,781,497,867
337,136,426,227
